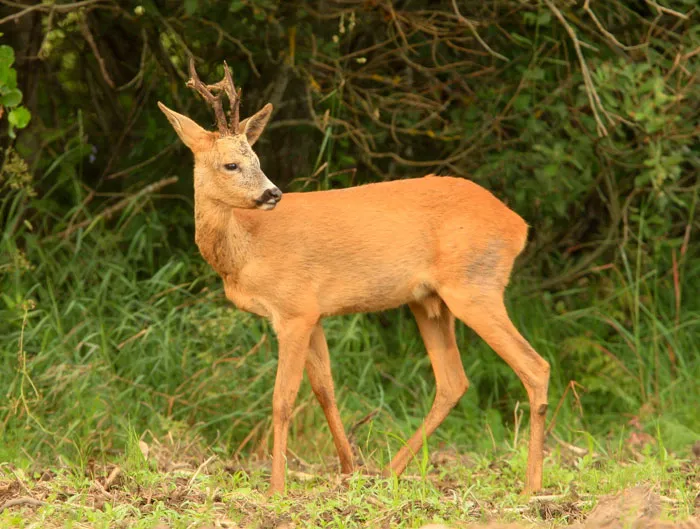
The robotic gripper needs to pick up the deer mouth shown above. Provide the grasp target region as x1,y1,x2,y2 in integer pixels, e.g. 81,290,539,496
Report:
255,187,283,210
256,200,278,211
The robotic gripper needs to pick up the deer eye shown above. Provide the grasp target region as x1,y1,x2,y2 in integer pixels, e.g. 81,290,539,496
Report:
223,163,238,171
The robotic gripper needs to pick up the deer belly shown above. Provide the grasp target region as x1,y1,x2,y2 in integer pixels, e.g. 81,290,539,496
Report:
319,269,431,316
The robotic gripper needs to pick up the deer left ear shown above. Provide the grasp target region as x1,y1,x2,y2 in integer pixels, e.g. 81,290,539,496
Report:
157,102,215,152
238,103,273,146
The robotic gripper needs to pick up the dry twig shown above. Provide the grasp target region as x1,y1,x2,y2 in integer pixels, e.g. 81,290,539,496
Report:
0,0,104,25
645,0,690,19
0,497,46,512
78,13,115,89
543,0,614,137
451,0,509,62
583,0,648,51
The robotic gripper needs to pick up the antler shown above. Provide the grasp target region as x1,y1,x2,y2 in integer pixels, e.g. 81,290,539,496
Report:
216,61,241,131
186,58,241,135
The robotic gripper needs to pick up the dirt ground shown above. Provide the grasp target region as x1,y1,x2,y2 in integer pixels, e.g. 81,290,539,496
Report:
1,481,698,529
1,439,698,528
267,487,700,529
155,486,700,529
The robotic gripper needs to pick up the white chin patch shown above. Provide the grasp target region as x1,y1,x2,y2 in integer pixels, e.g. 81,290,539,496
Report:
258,202,277,211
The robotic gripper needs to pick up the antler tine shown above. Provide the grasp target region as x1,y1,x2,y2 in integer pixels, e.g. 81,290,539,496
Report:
222,61,241,131
186,58,229,135
207,61,241,132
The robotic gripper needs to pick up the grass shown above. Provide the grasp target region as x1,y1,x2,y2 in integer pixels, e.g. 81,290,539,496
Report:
1,435,697,528
1,182,699,527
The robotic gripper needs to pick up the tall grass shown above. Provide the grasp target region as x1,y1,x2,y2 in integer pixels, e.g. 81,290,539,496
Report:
1,178,698,473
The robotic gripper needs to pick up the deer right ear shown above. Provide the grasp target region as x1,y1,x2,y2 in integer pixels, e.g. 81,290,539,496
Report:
157,102,214,152
237,103,273,146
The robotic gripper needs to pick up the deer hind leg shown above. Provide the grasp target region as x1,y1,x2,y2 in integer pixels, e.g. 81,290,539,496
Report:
305,324,354,474
384,298,469,478
269,318,315,495
440,286,550,493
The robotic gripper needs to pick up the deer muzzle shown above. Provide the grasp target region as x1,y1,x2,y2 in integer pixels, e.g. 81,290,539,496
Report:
256,187,283,210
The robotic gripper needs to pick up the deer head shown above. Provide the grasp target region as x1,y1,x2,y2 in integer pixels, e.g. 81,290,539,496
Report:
158,59,281,210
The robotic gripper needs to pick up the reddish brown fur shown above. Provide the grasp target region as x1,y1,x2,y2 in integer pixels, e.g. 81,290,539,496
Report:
158,75,550,496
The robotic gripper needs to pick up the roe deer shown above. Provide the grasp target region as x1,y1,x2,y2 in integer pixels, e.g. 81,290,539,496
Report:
158,59,550,495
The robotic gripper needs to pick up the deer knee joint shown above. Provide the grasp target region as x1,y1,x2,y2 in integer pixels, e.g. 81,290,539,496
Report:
453,369,470,398
541,359,551,378
273,400,292,424
438,380,468,408
537,403,548,416
312,387,331,407
460,374,470,394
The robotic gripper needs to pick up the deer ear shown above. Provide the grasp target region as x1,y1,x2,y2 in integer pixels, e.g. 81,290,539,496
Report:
238,103,273,146
158,102,214,152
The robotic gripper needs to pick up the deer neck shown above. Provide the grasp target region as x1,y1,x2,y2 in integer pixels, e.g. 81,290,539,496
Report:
193,191,250,279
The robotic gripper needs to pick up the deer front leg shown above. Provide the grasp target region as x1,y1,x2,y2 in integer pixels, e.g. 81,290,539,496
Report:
269,318,315,495
306,324,354,474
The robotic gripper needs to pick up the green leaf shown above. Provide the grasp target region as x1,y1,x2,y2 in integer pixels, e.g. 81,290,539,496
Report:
184,0,198,15
0,45,14,67
537,11,551,25
524,67,545,81
543,164,559,178
1,88,22,107
229,0,245,12
8,106,31,129
513,94,531,111
0,62,17,88
522,12,537,25
510,33,532,46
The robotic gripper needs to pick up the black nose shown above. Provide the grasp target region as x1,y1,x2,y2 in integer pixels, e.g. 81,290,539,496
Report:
259,187,282,203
